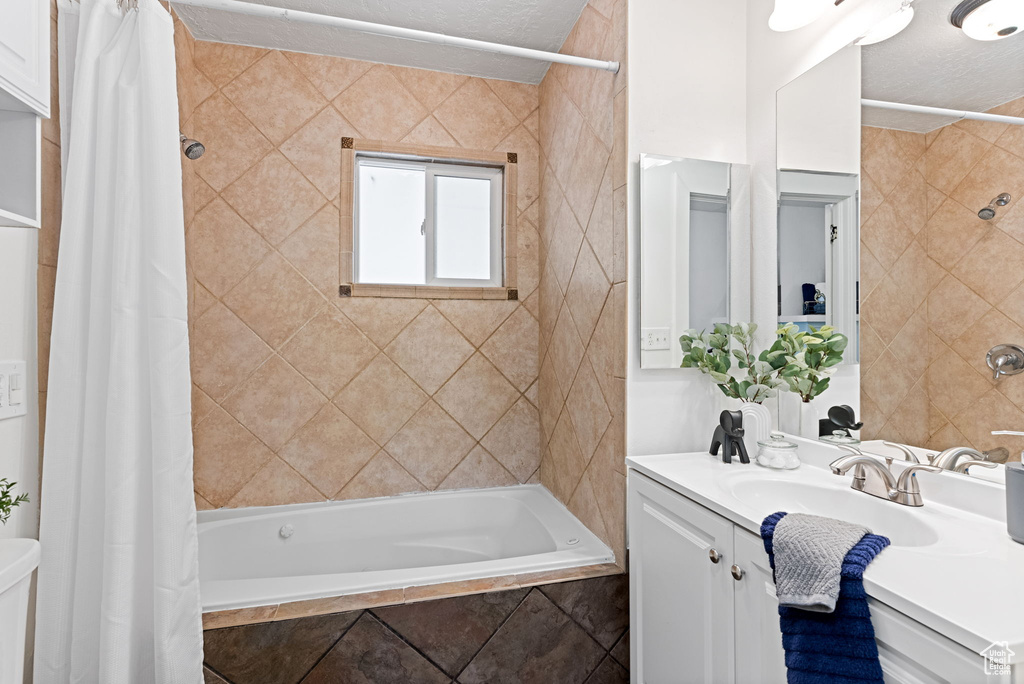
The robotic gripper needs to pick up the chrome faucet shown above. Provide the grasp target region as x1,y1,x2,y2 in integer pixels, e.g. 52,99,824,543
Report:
830,447,942,506
931,447,987,471
953,460,998,475
882,441,921,464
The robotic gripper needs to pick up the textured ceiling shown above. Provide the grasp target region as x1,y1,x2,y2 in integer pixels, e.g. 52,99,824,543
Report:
862,0,1024,132
172,0,589,84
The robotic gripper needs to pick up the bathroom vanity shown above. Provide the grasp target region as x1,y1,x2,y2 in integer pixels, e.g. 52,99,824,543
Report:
627,438,1024,684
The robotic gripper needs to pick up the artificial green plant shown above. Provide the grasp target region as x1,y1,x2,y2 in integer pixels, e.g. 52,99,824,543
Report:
680,323,784,403
0,478,28,526
766,323,848,403
680,322,847,404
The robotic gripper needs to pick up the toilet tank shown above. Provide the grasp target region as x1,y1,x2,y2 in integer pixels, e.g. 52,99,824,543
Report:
0,539,40,684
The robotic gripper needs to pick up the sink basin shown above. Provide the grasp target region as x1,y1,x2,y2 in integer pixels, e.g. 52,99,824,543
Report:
728,478,940,548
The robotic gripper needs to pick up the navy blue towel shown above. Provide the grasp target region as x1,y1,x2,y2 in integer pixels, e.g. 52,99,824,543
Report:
761,512,891,684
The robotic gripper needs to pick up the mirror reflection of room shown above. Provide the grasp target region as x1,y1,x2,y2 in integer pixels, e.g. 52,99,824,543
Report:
776,48,862,364
858,0,1024,458
639,155,742,369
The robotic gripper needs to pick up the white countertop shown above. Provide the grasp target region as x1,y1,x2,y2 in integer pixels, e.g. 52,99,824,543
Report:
626,438,1024,663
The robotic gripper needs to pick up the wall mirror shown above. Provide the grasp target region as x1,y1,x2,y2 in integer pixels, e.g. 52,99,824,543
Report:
779,2,1024,474
776,47,861,365
638,155,748,370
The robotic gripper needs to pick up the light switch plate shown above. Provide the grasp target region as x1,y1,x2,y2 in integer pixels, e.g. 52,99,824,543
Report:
0,361,27,421
641,328,672,351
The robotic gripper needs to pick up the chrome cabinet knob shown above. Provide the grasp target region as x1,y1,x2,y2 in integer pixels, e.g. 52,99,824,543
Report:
708,548,721,564
731,565,744,581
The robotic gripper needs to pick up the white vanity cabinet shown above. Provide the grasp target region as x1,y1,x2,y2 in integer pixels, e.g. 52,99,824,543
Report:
628,470,737,682
628,469,1009,684
629,470,785,683
0,0,50,116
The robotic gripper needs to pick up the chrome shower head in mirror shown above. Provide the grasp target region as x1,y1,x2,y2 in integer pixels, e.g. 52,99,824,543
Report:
179,134,205,160
979,193,1011,220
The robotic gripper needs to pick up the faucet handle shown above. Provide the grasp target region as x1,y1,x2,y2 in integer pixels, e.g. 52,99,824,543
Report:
896,463,942,492
882,441,921,463
953,460,999,474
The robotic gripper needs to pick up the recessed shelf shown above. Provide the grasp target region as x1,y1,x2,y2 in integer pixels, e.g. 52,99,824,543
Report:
779,315,826,323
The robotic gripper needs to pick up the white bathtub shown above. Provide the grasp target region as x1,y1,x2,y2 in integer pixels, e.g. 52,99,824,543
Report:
198,485,615,612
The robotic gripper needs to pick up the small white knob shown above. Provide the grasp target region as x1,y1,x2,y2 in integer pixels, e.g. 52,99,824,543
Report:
279,524,294,539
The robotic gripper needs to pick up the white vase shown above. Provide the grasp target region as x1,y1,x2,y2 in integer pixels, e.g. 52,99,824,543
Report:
798,401,819,439
739,402,772,461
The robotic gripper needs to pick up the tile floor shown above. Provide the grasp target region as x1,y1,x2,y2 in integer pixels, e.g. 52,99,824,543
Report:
203,573,629,684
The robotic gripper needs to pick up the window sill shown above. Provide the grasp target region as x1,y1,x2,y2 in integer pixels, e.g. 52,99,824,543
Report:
340,284,518,301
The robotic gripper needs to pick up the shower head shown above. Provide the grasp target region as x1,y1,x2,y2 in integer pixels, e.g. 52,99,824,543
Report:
979,192,1011,220
180,134,205,160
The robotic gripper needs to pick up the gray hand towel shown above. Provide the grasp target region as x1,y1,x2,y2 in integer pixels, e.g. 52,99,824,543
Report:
772,512,869,613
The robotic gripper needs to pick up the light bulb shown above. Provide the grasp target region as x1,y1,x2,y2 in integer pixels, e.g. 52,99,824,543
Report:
958,0,1024,41
856,3,915,45
769,0,832,32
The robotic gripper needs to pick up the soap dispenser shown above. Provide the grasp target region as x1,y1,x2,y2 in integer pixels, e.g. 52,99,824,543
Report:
1008,463,1024,545
990,430,1024,545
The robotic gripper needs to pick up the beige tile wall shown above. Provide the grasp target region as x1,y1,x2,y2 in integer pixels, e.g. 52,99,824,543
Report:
537,0,628,566
860,96,1024,459
38,3,61,447
181,38,544,509
40,8,628,566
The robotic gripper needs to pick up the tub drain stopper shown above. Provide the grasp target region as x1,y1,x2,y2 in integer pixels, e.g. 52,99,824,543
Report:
567,537,580,545
279,524,294,539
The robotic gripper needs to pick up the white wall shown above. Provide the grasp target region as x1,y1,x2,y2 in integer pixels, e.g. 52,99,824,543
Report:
626,0,901,456
776,45,862,175
0,227,39,540
627,0,749,456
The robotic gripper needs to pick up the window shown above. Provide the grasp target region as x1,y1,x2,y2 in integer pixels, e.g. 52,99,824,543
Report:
355,155,504,288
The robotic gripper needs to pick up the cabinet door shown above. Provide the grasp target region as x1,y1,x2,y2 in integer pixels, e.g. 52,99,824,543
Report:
733,528,787,684
629,472,735,684
0,0,50,115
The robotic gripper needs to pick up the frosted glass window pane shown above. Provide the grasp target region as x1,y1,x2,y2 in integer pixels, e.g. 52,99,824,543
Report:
358,164,425,284
435,175,492,280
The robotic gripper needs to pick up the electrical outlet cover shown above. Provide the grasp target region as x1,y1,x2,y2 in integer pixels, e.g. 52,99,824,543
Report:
0,361,27,421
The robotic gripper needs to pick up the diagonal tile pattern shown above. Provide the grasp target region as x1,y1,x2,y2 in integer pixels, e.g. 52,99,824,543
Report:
861,99,1024,459
182,35,549,508
34,7,625,576
203,574,629,684
536,0,628,567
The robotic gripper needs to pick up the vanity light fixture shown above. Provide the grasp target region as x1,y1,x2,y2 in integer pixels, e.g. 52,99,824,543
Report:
856,0,915,45
951,0,1023,41
769,0,845,32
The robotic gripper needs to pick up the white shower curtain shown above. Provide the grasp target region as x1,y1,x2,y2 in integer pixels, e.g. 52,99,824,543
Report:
35,1,204,682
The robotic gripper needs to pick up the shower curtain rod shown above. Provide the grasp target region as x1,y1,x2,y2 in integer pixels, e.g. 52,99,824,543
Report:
168,0,620,74
862,98,1024,126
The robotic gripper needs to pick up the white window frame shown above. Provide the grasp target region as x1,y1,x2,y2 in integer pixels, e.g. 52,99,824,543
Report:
354,154,505,288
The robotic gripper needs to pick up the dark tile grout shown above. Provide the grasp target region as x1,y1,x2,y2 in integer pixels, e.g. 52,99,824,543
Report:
205,575,628,684
294,610,365,684
204,662,234,684
448,585,537,682
609,629,629,669
365,609,457,679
